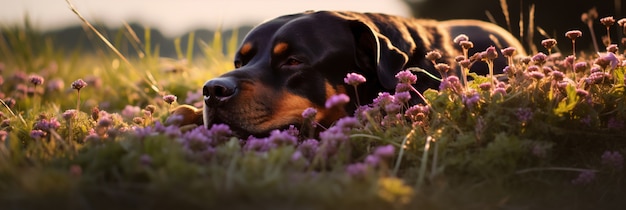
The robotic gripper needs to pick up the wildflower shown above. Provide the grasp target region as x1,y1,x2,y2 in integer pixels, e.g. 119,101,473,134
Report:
439,76,461,92
501,47,517,57
484,46,498,60
325,94,350,109
459,59,471,69
459,41,474,50
373,92,394,107
520,56,532,65
365,155,381,166
373,144,395,159
550,71,565,81
346,163,369,178
573,62,588,72
393,91,411,104
97,116,113,128
434,63,451,76
600,16,615,27
28,74,44,86
62,109,78,121
344,73,366,86
541,39,557,54
46,78,64,92
492,87,507,96
571,170,595,185
462,91,480,108
30,129,46,139
384,103,401,114
395,83,412,93
606,44,618,53
565,30,583,40
478,82,492,91
268,129,297,146
453,34,469,44
244,137,274,152
575,89,589,98
121,105,141,119
395,70,417,84
425,50,442,62
297,139,319,159
301,107,317,119
595,52,619,70
144,105,157,114
531,53,547,65
601,151,623,170
34,117,61,131
163,94,177,104
335,117,360,130
528,71,545,80
71,79,87,90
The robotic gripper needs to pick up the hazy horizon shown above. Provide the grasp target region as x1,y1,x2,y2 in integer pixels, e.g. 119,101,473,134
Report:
1,0,411,37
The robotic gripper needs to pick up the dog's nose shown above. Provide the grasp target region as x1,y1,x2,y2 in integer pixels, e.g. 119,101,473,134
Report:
203,77,238,101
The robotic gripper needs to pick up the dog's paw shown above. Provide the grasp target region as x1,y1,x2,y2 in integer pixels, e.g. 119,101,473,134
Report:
169,104,203,126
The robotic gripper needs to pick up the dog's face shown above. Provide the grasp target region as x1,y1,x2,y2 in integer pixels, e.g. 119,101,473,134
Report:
202,12,393,137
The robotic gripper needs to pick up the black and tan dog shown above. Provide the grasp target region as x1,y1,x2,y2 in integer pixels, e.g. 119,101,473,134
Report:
174,10,525,136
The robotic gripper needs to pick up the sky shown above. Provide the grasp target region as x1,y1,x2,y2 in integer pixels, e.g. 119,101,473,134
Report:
1,0,411,37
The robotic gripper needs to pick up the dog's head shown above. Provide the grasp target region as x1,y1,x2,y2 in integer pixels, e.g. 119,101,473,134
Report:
201,11,409,137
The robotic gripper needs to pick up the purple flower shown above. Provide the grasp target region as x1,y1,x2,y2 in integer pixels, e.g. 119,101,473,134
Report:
384,103,402,114
121,105,141,119
459,41,474,50
365,155,381,166
395,70,417,84
29,74,44,86
541,39,557,50
71,79,87,90
268,129,298,146
301,107,317,119
335,117,360,130
30,129,46,139
565,30,582,40
62,109,78,121
571,170,595,185
606,44,619,53
346,163,369,178
325,94,350,109
373,144,395,159
528,71,545,80
344,73,367,86
297,139,319,159
373,92,394,107
550,71,565,81
453,34,469,44
244,137,275,152
181,126,213,152
601,151,623,170
501,47,517,57
595,52,619,70
163,94,177,104
393,91,411,104
425,50,442,61
573,62,587,72
462,91,480,108
515,108,533,123
34,117,61,131
484,46,498,60
46,78,64,92
531,53,547,65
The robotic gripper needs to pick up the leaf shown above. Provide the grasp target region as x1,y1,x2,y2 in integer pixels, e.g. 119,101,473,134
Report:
553,85,578,117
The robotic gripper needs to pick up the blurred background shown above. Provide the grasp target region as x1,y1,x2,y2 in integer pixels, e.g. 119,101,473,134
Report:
1,0,623,56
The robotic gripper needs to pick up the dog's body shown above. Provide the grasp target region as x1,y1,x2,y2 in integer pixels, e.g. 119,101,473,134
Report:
175,11,525,137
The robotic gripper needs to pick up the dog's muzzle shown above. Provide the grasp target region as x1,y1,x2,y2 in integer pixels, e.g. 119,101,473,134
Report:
202,77,238,127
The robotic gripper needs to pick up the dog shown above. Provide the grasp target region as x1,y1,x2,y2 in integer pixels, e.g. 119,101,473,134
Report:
173,10,525,137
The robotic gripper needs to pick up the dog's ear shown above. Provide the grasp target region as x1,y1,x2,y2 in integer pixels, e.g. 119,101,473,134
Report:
349,20,408,90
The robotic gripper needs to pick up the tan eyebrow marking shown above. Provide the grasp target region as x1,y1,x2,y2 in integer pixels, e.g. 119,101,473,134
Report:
273,42,289,55
240,42,253,55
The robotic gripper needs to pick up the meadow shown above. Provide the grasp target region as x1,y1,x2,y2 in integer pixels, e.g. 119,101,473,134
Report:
1,7,626,210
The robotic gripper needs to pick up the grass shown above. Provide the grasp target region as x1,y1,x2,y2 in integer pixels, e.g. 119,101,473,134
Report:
1,7,626,210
